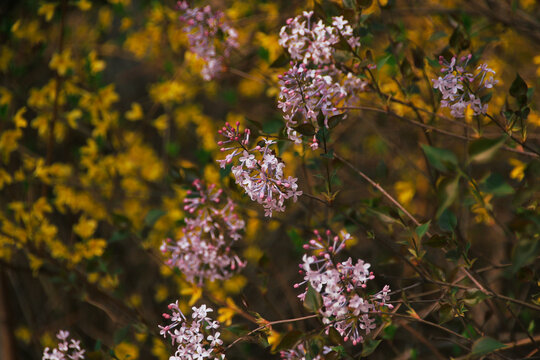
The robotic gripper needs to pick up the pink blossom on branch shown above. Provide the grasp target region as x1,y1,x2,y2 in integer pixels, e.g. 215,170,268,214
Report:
279,12,360,65
42,330,85,360
432,54,498,118
161,179,246,284
295,230,392,346
217,122,302,217
160,301,225,360
177,1,238,80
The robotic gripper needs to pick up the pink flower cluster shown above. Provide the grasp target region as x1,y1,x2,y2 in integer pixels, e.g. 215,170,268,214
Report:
279,12,360,65
42,330,85,360
432,55,498,118
280,342,333,360
278,63,346,144
217,122,302,217
159,302,225,360
161,179,245,284
277,13,368,145
177,1,239,80
295,230,392,345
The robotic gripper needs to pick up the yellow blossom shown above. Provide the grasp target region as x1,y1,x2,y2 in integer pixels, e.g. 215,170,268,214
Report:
74,216,98,239
125,102,143,121
50,49,75,76
509,159,526,181
66,109,82,128
77,0,92,11
38,3,57,22
0,46,13,72
88,50,106,73
15,326,31,344
394,180,415,206
152,114,168,132
13,107,27,128
114,342,139,360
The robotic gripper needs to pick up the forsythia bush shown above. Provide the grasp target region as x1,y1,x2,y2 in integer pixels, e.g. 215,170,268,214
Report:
0,0,539,359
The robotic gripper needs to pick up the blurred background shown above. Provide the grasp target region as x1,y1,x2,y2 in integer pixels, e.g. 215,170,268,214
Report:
0,0,539,359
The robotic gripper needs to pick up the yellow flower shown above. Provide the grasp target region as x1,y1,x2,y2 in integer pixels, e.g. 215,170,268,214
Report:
0,46,13,72
151,338,169,360
88,50,106,73
13,107,27,128
125,102,143,121
77,0,92,11
38,3,57,22
66,109,82,128
50,49,75,76
0,129,22,163
223,275,247,294
15,326,31,344
509,159,526,181
152,114,168,132
267,330,282,351
0,169,12,190
114,342,139,360
74,216,97,239
180,283,202,306
394,180,415,206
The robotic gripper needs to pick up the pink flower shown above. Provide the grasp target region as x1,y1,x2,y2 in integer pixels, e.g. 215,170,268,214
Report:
295,229,392,345
43,330,85,360
432,55,498,118
161,302,225,360
161,179,246,284
217,123,302,217
178,2,238,80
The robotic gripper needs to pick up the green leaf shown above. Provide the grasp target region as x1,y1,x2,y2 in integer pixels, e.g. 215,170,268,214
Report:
438,209,457,231
468,136,506,164
509,73,528,98
320,149,334,159
144,209,166,227
361,339,381,357
294,123,316,136
421,144,458,172
510,238,540,274
480,173,514,197
303,283,322,312
471,337,507,356
327,113,346,129
424,234,448,248
415,221,431,239
275,330,303,352
436,176,460,217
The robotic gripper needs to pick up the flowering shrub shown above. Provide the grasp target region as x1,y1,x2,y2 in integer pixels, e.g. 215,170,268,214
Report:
2,0,540,359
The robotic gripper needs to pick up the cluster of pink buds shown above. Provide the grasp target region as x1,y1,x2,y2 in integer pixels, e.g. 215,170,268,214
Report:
159,302,225,360
280,342,334,359
278,63,346,144
217,122,302,217
295,230,392,345
432,55,498,118
42,330,85,360
161,179,245,284
177,1,238,80
279,12,360,65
